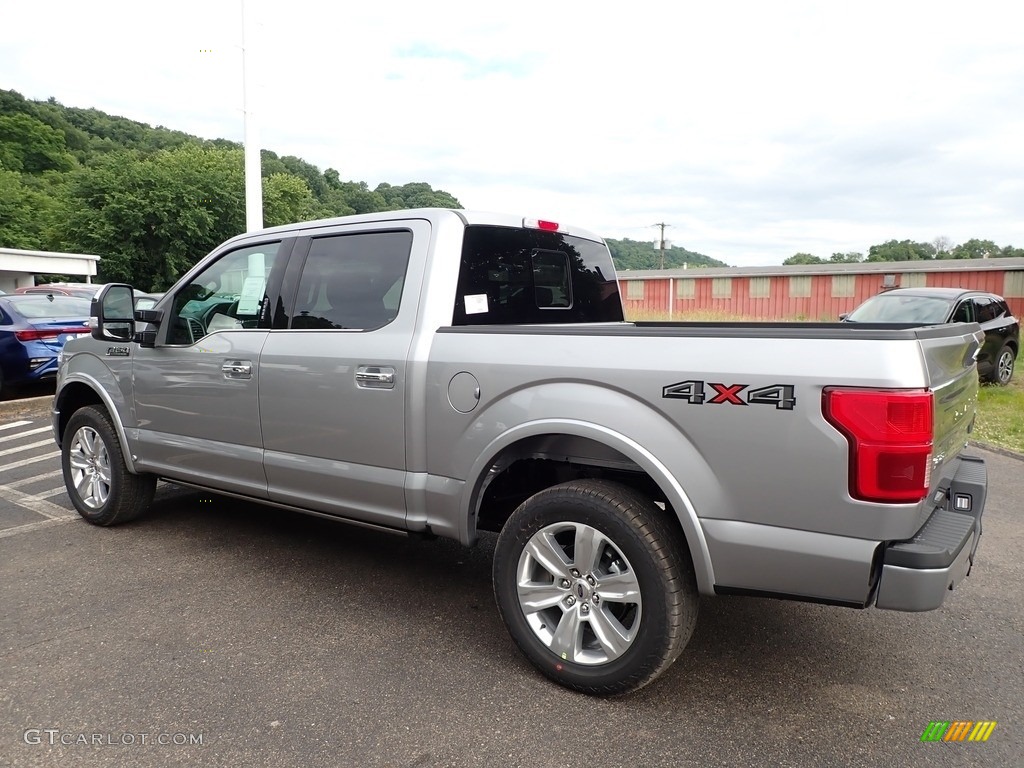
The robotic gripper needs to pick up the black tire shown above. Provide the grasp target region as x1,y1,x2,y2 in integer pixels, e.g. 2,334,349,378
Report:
993,345,1015,386
62,405,156,526
493,479,698,695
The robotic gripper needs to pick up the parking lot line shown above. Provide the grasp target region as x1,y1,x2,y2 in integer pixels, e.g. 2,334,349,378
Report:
0,483,76,520
0,439,55,458
0,515,80,539
4,470,62,489
0,420,32,431
27,486,69,501
0,451,61,473
0,426,52,442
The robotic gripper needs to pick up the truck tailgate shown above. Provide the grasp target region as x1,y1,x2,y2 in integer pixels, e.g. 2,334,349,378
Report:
917,324,984,479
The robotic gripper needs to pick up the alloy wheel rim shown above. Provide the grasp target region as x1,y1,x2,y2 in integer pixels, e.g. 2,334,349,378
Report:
68,426,112,510
998,351,1014,383
515,522,642,665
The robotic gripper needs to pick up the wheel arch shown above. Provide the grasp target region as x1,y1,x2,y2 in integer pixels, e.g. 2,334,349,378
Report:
463,420,716,593
55,374,138,474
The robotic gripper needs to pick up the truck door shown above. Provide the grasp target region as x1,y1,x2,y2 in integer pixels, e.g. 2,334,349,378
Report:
258,222,427,529
132,240,287,497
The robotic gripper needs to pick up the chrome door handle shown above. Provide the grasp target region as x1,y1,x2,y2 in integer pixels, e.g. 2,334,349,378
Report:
356,366,396,389
222,360,253,379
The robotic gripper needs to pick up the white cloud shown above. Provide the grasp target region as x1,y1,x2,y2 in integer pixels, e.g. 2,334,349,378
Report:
2,0,1023,264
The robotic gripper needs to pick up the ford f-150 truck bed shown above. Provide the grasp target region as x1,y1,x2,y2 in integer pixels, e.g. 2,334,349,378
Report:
54,208,987,694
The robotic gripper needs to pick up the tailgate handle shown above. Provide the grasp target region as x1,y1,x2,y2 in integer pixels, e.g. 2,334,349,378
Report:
963,335,982,367
356,366,395,389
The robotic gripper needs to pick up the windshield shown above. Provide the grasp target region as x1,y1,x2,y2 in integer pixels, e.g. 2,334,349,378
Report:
846,294,954,324
6,295,92,319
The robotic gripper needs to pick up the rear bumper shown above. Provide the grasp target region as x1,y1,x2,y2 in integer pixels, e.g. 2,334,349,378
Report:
874,454,987,611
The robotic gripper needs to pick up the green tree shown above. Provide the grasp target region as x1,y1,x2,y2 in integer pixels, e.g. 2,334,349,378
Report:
0,113,75,173
57,145,245,290
260,149,289,177
280,155,329,199
998,244,1024,258
950,239,999,260
375,181,462,209
783,252,825,265
0,167,59,249
829,251,864,263
866,239,935,261
332,181,387,214
262,173,329,227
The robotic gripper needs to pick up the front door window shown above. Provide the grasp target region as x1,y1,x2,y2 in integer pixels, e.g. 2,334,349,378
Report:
166,243,280,345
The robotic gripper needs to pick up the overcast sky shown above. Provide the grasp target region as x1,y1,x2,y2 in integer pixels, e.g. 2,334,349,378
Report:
3,0,1022,265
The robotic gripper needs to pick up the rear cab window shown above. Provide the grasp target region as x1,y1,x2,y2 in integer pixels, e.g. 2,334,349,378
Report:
452,226,623,325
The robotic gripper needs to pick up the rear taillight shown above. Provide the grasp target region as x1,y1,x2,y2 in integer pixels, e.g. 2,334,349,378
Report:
14,327,86,342
823,388,933,504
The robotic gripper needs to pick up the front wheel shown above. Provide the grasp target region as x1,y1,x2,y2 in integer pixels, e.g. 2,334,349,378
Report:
62,405,156,525
493,479,698,695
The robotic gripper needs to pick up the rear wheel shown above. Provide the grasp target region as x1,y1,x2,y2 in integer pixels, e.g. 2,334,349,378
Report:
493,479,698,695
994,345,1015,385
62,405,155,525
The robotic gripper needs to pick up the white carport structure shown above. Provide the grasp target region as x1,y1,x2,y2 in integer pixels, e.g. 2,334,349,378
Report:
0,247,101,293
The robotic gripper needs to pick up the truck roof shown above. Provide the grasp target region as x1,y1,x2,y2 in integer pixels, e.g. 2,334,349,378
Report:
222,208,606,248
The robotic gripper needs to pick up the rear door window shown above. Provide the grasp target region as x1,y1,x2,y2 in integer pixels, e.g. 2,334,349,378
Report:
974,297,998,323
289,231,412,331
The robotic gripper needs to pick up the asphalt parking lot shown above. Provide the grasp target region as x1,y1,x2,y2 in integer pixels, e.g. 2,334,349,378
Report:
1,397,1021,768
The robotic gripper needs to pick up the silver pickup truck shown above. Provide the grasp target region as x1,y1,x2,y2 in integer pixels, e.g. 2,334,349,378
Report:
53,209,988,694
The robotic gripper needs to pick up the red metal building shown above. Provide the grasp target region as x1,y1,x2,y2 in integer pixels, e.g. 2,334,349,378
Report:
616,257,1024,321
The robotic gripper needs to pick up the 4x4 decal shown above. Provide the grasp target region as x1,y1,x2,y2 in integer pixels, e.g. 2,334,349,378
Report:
662,380,796,410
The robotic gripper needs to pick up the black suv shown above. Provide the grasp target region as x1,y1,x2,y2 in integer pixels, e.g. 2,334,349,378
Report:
844,287,1019,385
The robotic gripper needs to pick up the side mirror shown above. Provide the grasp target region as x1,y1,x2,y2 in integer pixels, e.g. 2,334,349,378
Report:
838,313,849,321
91,284,136,342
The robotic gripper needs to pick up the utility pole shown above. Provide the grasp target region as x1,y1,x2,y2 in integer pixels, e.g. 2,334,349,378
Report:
652,223,670,270
241,0,263,232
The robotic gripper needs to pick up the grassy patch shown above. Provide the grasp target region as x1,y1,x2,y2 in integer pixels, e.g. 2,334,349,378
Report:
975,375,1024,454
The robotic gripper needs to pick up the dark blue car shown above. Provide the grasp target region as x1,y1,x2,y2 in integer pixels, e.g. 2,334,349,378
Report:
0,294,92,395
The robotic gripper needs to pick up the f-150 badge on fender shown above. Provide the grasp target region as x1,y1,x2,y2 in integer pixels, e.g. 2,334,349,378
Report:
105,347,130,357
663,379,796,410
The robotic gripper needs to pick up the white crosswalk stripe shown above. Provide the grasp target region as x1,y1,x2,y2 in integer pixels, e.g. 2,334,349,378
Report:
0,450,61,473
0,438,56,458
4,470,62,489
0,416,74,538
0,426,53,442
0,483,75,519
28,486,69,500
0,516,80,539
